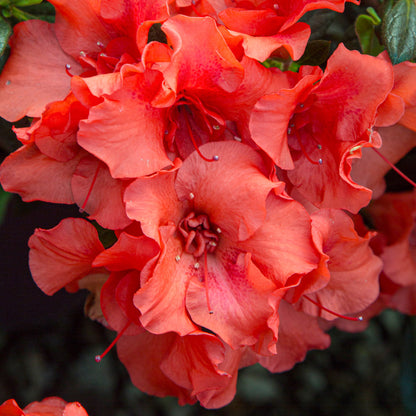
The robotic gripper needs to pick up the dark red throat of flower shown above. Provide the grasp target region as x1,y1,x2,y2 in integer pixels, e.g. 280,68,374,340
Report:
178,212,220,314
303,295,363,322
95,321,130,362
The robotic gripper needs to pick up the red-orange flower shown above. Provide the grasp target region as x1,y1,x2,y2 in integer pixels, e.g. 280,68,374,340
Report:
250,44,394,212
0,398,88,416
124,141,321,353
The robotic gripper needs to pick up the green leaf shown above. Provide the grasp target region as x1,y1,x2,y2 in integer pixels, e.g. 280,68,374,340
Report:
355,8,384,56
22,1,55,22
295,40,331,66
383,0,416,64
0,16,11,56
0,185,11,227
13,0,42,6
10,6,37,21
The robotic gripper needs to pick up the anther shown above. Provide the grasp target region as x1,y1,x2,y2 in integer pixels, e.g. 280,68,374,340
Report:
209,241,217,247
194,262,200,269
317,144,322,150
234,136,242,142
183,112,221,162
95,321,130,362
97,41,105,48
318,158,323,165
273,3,279,10
80,51,86,57
65,64,73,77
213,155,219,161
287,128,292,135
175,255,181,262
216,227,221,234
189,192,195,200
213,125,220,130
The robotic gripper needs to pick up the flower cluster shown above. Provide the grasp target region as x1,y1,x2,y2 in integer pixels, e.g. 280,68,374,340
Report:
0,0,415,409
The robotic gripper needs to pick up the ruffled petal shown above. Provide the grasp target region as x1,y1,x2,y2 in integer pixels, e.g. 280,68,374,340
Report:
175,141,276,241
133,226,198,335
238,193,320,286
0,20,81,121
28,218,104,295
258,300,330,373
186,251,279,353
0,144,81,204
71,156,132,229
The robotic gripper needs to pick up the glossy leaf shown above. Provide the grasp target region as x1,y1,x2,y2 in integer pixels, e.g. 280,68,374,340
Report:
355,8,384,56
383,0,416,64
0,16,11,55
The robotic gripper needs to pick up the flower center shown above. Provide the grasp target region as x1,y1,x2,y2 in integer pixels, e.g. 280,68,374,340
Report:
178,212,220,258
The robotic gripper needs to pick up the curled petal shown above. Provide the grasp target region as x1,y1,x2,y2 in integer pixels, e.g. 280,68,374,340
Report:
28,218,104,295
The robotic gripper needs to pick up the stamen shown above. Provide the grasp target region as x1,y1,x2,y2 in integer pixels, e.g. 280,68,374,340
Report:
79,164,100,213
303,295,363,321
190,0,205,17
372,147,416,188
292,130,322,166
95,321,130,362
204,250,214,314
183,112,219,162
65,64,73,77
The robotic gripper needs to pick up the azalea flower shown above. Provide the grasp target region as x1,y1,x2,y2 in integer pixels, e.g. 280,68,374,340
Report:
124,141,321,353
0,398,88,416
249,44,395,213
